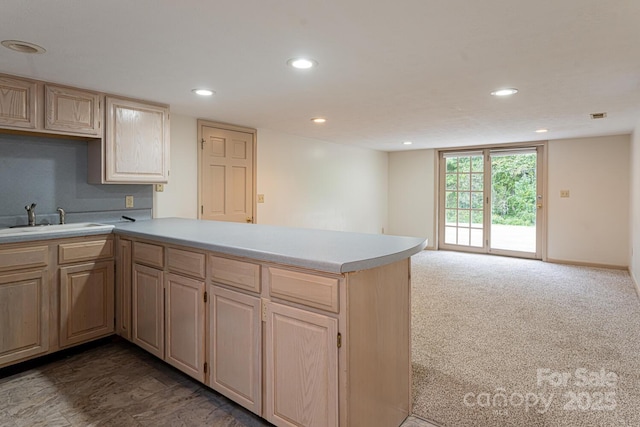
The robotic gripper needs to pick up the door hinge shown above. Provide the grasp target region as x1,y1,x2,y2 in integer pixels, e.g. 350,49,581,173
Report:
201,206,204,214
261,299,267,322
337,333,342,348
204,362,208,374
204,291,208,303
201,138,205,149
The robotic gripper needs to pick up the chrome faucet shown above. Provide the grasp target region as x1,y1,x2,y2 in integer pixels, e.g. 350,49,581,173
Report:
25,203,37,226
57,207,65,225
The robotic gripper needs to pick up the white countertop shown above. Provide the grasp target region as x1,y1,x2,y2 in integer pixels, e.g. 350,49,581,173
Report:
115,218,427,273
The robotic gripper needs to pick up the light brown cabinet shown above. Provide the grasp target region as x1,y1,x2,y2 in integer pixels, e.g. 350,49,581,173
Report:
59,260,114,347
45,84,102,136
0,269,49,366
209,284,262,415
88,97,169,184
132,263,164,359
265,302,338,427
0,75,38,130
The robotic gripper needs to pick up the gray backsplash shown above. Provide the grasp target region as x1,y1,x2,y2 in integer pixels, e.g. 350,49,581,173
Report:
0,133,152,227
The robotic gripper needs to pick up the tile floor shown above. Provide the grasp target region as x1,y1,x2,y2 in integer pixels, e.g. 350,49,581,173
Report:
0,339,439,427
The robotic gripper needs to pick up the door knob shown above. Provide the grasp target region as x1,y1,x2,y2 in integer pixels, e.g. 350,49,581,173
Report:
246,217,252,223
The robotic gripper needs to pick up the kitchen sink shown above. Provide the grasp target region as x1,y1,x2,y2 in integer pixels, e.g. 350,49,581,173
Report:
0,222,114,236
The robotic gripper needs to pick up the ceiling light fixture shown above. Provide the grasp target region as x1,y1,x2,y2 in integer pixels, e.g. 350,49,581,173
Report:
403,141,413,145
192,89,214,96
311,117,326,123
288,58,318,69
1,40,46,54
535,129,548,133
490,88,518,97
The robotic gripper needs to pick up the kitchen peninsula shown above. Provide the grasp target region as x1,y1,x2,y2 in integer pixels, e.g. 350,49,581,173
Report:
115,218,425,427
1,218,426,427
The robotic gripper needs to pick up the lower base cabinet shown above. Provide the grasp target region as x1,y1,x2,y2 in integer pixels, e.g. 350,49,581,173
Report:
132,263,164,358
165,273,205,381
265,302,339,427
0,270,49,365
209,285,262,415
59,261,115,347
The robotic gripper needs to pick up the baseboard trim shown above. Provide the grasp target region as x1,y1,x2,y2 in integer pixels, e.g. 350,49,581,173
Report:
629,269,640,300
546,258,628,270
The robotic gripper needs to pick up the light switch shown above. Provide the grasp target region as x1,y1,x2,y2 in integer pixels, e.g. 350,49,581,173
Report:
560,190,570,198
257,194,265,203
125,195,134,208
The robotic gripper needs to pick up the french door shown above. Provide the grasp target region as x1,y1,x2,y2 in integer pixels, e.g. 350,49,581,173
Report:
438,146,543,259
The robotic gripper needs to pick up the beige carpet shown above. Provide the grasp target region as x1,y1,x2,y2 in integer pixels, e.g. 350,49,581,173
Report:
411,250,640,427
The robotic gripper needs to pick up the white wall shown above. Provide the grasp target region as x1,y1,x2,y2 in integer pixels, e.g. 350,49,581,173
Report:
153,114,198,218
388,150,435,244
630,124,640,288
256,128,388,233
154,120,389,234
547,135,630,267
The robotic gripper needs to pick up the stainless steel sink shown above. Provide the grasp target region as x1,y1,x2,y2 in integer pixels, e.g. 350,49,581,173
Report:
0,222,114,236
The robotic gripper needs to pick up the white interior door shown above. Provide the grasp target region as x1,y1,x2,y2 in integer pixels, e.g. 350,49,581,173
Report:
199,125,254,223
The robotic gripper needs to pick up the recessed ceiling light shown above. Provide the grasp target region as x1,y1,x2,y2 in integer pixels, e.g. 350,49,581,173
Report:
403,141,413,145
192,89,214,96
288,58,318,69
535,129,548,133
311,117,326,123
1,40,46,54
490,88,518,97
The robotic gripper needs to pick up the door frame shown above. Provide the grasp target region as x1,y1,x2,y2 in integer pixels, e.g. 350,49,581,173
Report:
197,120,258,223
435,141,547,260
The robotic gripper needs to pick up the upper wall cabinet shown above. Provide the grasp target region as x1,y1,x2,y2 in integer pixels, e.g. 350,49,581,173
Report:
88,97,170,184
0,75,38,130
45,84,102,136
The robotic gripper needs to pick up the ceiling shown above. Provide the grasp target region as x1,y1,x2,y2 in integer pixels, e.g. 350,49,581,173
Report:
2,0,640,151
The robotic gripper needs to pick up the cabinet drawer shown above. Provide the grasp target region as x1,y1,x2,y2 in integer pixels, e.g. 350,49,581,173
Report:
209,256,260,293
133,242,164,268
58,238,113,264
0,245,48,272
268,268,339,313
168,248,205,279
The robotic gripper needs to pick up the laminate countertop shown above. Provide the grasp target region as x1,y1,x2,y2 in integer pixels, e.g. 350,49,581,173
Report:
114,218,427,274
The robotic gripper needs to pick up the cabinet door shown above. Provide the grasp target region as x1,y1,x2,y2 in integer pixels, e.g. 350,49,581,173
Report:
209,285,262,415
265,302,338,427
59,261,114,347
132,263,164,358
116,239,132,341
165,273,205,381
0,75,37,129
104,97,170,183
0,270,49,366
45,84,102,136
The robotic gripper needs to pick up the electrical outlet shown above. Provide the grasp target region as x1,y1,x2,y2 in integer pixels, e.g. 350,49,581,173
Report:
257,194,265,203
560,190,570,198
155,184,164,192
125,195,134,208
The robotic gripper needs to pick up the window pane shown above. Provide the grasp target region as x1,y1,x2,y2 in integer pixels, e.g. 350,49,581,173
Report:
446,158,458,173
471,192,483,209
446,192,457,208
446,174,457,190
472,173,483,191
470,229,483,247
459,173,470,191
458,157,471,173
472,210,483,226
458,192,470,209
457,227,470,245
471,155,484,172
445,226,457,244
445,209,457,225
458,210,470,226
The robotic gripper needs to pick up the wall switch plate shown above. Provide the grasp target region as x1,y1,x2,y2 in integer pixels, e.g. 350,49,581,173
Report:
257,194,265,203
125,195,134,208
560,190,570,198
155,184,164,192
